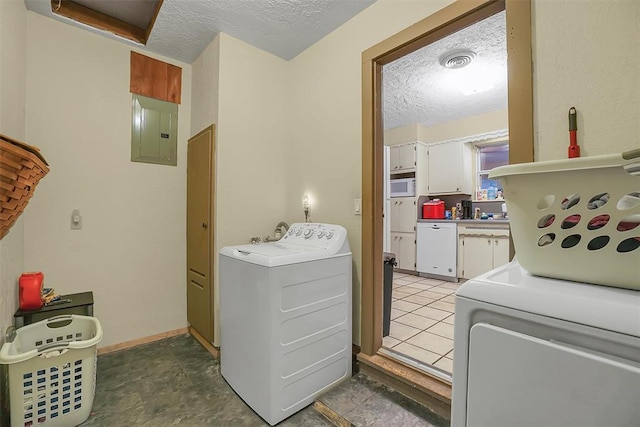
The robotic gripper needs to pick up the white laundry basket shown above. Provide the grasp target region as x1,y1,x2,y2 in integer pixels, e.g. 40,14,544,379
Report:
489,149,640,290
0,315,103,427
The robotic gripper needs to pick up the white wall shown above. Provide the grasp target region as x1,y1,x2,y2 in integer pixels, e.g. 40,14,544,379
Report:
418,109,508,144
385,110,509,146
287,0,455,344
23,13,192,348
532,0,640,160
384,124,419,146
0,0,27,344
212,33,289,345
191,35,220,136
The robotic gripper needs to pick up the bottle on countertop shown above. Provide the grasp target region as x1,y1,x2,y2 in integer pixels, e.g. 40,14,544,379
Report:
487,185,496,200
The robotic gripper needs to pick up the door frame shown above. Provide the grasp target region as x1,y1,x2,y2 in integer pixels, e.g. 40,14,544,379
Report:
360,0,533,392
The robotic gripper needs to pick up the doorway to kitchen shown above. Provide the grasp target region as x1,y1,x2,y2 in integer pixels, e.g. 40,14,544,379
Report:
360,0,534,408
381,8,509,376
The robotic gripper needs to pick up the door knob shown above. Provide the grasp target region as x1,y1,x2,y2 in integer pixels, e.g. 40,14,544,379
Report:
202,223,208,229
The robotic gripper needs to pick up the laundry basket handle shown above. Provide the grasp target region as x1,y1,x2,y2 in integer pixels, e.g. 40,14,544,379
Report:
37,342,70,356
45,314,74,327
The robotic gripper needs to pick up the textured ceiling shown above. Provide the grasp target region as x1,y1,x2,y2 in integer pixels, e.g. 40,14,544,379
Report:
25,1,506,129
383,11,507,130
25,0,377,62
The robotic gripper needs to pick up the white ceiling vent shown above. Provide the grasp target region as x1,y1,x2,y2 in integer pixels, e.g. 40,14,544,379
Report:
439,50,477,69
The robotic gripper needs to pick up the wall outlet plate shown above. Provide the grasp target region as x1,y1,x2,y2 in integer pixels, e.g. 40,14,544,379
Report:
71,209,82,230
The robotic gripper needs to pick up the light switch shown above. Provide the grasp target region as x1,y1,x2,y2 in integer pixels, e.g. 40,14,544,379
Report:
354,199,361,215
71,209,82,230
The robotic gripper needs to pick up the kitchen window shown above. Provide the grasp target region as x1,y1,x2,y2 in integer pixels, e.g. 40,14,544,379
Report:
476,142,509,195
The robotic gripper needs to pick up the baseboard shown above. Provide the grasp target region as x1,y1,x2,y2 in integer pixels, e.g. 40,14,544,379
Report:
357,352,451,420
189,326,219,358
97,327,189,355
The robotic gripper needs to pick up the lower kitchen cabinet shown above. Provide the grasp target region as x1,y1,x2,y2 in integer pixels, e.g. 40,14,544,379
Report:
458,224,510,280
390,231,416,271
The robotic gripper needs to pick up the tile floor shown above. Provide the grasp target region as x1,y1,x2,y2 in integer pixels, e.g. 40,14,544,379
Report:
382,272,462,373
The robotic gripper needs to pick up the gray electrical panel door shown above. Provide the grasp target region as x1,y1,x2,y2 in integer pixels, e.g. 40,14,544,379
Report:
131,94,178,166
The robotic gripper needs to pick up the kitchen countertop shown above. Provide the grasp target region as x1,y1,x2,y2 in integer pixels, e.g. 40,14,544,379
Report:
417,218,510,225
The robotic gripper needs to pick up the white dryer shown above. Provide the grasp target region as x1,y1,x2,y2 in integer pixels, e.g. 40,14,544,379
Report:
452,260,640,427
219,223,352,425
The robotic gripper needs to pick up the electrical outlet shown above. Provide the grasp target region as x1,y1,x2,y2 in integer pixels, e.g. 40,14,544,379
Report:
71,209,82,230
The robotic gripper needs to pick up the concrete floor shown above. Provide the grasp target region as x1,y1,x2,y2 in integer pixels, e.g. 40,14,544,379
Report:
79,334,449,426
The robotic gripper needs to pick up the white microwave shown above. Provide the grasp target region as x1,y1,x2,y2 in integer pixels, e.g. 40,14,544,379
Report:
390,178,416,197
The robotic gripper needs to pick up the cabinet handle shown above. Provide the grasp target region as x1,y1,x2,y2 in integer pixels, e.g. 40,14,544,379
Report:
399,236,403,240
202,223,208,229
488,239,491,245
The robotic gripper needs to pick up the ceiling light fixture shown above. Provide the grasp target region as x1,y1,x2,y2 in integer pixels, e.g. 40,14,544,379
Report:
439,50,477,69
439,49,495,96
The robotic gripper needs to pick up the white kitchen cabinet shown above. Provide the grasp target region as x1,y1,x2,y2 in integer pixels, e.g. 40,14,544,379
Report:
390,197,417,233
427,140,472,195
389,143,416,173
458,224,510,279
416,222,457,279
390,231,416,271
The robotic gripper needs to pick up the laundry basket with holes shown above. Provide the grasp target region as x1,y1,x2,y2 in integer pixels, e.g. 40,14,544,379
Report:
0,315,103,427
489,149,640,290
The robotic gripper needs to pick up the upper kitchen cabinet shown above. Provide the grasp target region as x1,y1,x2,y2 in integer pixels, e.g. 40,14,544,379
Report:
389,142,416,173
427,140,472,195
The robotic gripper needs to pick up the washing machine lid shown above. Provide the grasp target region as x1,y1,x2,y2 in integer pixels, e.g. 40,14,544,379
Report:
219,223,351,267
219,242,346,267
457,260,640,337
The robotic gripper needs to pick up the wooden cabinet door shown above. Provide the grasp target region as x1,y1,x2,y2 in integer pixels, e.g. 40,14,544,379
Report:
390,231,415,271
397,232,416,271
428,141,463,194
398,143,416,172
390,197,415,233
461,235,494,279
493,236,510,269
389,145,400,172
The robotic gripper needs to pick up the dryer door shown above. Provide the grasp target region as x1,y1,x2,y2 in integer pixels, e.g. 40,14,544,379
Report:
466,323,640,427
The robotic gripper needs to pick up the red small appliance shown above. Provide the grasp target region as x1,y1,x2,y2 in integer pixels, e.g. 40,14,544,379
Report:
19,271,44,310
423,199,445,219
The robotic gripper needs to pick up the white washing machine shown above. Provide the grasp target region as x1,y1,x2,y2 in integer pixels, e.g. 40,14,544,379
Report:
219,223,352,425
452,260,640,427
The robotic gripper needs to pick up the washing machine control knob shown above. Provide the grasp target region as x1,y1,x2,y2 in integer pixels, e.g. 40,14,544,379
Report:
288,228,294,235
317,230,325,238
295,228,302,236
304,229,314,239
326,231,334,239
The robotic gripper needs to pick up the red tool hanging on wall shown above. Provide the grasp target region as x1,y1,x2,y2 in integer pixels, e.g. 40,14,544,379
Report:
568,106,580,158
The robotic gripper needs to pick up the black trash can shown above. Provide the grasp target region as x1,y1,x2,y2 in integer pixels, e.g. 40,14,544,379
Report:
383,252,397,337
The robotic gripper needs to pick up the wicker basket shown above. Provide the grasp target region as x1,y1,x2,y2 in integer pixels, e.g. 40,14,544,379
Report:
0,134,49,240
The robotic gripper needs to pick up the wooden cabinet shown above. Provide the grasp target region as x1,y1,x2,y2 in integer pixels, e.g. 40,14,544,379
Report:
386,142,429,271
458,224,510,279
389,143,416,173
390,232,416,271
427,140,472,195
389,199,417,271
390,197,416,233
